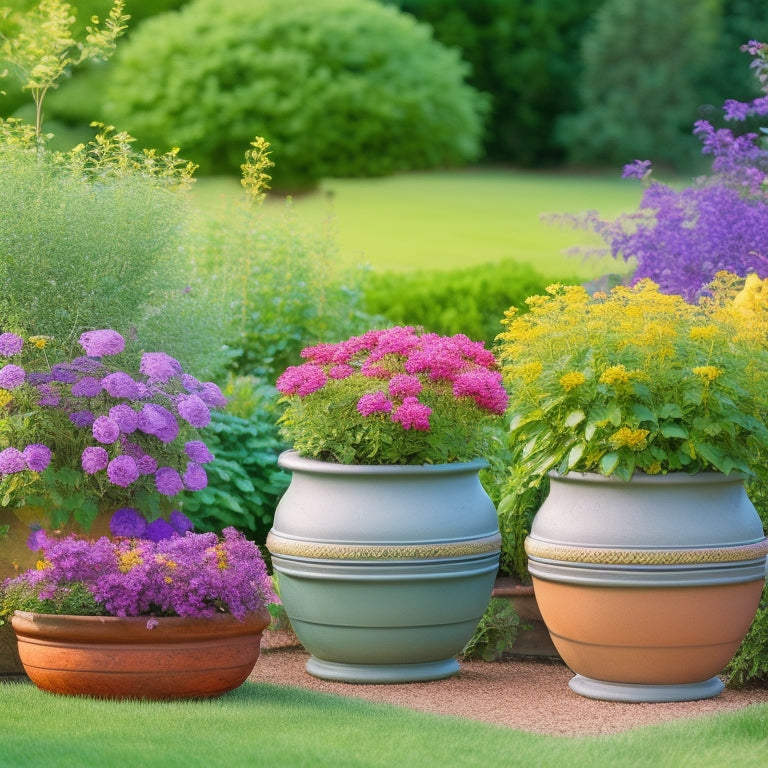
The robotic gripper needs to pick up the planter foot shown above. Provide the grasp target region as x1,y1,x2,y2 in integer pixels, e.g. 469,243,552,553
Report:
305,656,460,684
569,674,725,702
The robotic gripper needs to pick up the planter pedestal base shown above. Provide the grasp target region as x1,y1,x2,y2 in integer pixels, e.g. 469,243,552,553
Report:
306,656,459,684
569,674,725,703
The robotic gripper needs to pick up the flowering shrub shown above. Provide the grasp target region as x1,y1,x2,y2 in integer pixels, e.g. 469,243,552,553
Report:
564,41,768,301
276,327,508,465
0,522,278,623
0,328,225,530
497,278,768,482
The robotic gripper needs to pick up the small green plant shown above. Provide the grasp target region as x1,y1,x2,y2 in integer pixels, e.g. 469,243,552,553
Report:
0,0,129,137
461,597,521,662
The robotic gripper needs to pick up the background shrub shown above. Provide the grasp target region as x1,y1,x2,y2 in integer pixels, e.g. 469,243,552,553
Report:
102,0,486,188
363,260,581,347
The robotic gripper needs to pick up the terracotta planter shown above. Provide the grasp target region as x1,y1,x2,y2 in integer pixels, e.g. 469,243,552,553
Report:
267,450,501,683
526,472,768,702
11,609,271,700
491,577,559,658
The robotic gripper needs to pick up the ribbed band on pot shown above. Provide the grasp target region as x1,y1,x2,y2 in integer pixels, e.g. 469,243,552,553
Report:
266,531,502,561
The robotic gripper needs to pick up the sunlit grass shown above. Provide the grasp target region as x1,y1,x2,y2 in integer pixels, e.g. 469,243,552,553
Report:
1,679,766,768
193,169,643,280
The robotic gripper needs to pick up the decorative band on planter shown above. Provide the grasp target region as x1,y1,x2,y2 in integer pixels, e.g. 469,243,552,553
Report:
267,450,501,684
526,471,768,703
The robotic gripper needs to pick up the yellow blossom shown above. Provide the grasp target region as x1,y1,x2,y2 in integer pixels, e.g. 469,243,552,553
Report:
35,558,52,571
510,361,543,384
214,543,228,570
0,389,13,409
28,335,51,349
688,325,719,342
599,365,631,385
559,371,586,392
645,461,663,475
691,365,723,383
609,427,650,451
118,549,143,573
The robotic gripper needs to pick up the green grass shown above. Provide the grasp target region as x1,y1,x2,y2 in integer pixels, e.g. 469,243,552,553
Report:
194,169,643,280
2,679,766,768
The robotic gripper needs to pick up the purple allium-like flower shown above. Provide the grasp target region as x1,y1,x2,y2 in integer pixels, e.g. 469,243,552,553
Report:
109,404,138,433
275,364,327,396
622,159,652,180
0,332,23,356
144,518,177,542
101,371,140,400
70,356,104,374
0,447,27,473
79,329,125,357
388,374,423,398
82,446,109,474
155,466,184,496
22,444,52,472
136,454,158,475
0,364,25,389
183,462,208,491
357,391,393,416
391,396,432,431
107,455,140,487
139,352,182,382
92,416,120,444
176,394,210,428
110,507,148,538
169,510,194,534
70,376,103,398
198,382,226,408
137,403,179,443
36,383,60,407
185,440,214,464
69,410,95,428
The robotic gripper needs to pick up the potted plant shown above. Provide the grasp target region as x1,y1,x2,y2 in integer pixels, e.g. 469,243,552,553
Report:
496,276,768,702
0,518,278,699
0,327,226,674
266,326,508,682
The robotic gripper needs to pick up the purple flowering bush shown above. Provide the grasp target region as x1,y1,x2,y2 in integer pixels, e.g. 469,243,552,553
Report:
0,523,278,623
0,328,225,530
566,41,768,302
275,326,509,465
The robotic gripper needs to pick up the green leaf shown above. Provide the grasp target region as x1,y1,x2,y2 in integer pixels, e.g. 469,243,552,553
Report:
599,451,620,475
584,421,598,441
607,404,622,426
659,403,684,419
630,404,656,424
660,423,689,439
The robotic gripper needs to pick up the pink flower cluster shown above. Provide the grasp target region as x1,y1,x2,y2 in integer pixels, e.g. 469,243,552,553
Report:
276,327,508,432
3,523,278,621
0,329,224,506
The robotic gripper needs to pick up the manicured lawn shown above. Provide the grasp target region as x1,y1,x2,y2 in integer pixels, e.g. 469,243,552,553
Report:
194,169,643,280
2,679,766,768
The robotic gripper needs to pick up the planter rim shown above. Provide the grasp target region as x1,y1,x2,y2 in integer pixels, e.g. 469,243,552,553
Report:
278,449,488,475
548,470,746,486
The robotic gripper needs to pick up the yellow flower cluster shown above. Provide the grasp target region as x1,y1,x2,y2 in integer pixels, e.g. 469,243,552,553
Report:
691,365,723,382
118,549,143,573
559,371,586,391
214,543,228,570
0,389,13,410
599,365,631,385
609,427,650,451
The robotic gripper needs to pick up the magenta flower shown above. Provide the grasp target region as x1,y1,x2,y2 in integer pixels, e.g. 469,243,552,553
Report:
139,352,182,382
0,447,27,473
82,446,109,474
79,329,125,357
0,363,25,389
92,416,121,444
388,374,422,398
452,370,509,415
107,455,140,487
0,332,23,356
22,444,52,472
276,364,328,396
156,466,184,496
329,364,355,380
390,397,432,431
357,391,393,416
176,394,211,428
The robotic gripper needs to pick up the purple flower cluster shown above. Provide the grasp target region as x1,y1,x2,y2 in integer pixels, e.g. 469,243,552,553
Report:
3,523,278,621
573,42,768,301
0,329,223,519
276,327,508,433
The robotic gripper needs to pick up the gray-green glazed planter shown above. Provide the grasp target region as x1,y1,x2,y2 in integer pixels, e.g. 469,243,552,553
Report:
266,450,501,683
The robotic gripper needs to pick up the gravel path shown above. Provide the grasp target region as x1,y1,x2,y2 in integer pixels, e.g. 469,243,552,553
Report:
252,637,768,736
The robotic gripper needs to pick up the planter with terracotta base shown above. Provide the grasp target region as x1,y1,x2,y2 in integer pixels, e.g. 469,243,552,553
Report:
11,609,271,700
526,472,768,702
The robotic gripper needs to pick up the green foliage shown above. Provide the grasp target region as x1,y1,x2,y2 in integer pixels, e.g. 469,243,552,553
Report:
190,196,376,382
461,596,520,662
384,0,602,166
557,0,721,172
0,0,128,136
180,377,289,545
364,260,580,348
0,579,104,623
102,0,487,187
